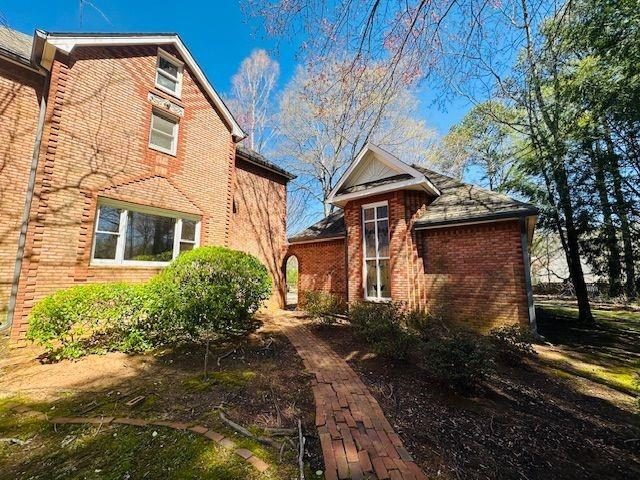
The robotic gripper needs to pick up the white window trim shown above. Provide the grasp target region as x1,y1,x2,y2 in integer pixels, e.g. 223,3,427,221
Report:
362,201,391,302
148,109,179,156
155,48,184,98
90,198,200,268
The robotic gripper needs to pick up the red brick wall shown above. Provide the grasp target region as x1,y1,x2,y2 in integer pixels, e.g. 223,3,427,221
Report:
340,190,528,331
230,158,288,309
288,239,347,302
9,45,237,340
0,60,44,322
415,220,528,331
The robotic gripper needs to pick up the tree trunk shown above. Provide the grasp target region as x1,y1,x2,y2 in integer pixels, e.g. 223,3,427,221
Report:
551,158,594,323
605,135,637,299
591,142,623,297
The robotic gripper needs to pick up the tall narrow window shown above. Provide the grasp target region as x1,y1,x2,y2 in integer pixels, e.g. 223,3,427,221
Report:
155,49,183,97
362,202,391,300
149,110,179,155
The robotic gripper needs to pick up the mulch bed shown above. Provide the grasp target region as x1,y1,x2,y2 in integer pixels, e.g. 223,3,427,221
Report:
311,322,640,480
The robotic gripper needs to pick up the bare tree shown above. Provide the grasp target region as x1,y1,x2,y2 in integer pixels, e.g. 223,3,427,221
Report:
276,61,436,216
226,49,280,152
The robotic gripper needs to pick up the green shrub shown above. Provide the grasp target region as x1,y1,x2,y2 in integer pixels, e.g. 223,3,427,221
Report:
155,246,272,341
303,291,348,324
422,329,492,391
349,301,416,360
26,247,272,360
26,283,148,360
487,324,535,365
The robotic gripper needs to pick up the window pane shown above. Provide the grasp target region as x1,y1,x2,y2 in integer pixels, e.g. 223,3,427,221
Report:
150,130,173,151
124,211,175,262
379,259,391,298
376,205,388,219
157,73,177,92
377,219,389,257
365,260,378,298
181,220,196,241
97,206,121,232
363,207,374,221
94,232,118,259
180,241,194,253
364,221,376,258
152,113,176,135
158,57,179,77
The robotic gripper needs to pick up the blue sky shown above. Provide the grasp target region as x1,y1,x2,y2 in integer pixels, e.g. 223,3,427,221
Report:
2,0,469,135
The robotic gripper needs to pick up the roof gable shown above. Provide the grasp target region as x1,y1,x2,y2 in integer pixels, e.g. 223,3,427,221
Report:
327,143,440,207
34,31,245,140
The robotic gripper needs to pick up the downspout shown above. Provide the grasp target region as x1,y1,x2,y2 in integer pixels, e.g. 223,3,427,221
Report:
1,70,51,333
519,216,538,335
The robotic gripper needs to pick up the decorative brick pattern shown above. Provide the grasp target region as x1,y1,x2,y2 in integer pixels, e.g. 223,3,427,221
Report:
0,59,44,324
33,408,272,473
276,313,427,480
1,43,289,341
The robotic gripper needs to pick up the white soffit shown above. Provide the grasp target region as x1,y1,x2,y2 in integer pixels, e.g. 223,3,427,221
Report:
327,143,440,205
40,33,246,140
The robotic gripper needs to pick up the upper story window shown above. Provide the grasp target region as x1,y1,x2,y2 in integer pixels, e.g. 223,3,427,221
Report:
91,200,200,267
155,49,183,97
149,109,179,155
362,201,391,301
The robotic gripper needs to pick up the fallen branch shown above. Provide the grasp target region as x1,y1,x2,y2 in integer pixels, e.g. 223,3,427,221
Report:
297,419,305,480
264,427,297,436
217,348,236,368
218,409,281,449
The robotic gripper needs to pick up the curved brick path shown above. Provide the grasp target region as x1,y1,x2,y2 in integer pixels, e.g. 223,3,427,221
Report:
275,312,427,480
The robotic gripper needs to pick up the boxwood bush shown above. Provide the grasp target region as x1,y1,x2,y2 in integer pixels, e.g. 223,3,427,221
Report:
348,301,416,360
26,247,272,360
154,246,272,340
302,291,348,325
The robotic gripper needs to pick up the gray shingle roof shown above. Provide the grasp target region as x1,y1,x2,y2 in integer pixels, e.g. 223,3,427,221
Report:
339,173,412,194
288,167,537,243
413,166,538,227
288,210,346,243
0,27,33,63
236,146,296,180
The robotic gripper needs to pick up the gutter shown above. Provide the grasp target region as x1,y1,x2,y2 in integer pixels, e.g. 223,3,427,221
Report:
1,66,50,332
520,216,538,335
414,209,539,230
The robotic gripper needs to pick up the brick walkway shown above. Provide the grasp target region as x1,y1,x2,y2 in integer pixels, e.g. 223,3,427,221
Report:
275,312,427,480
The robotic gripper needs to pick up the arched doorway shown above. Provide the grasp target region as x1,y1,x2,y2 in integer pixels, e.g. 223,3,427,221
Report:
285,255,299,309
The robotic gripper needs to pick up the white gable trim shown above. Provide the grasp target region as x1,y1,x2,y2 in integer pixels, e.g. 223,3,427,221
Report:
327,143,440,205
39,32,246,140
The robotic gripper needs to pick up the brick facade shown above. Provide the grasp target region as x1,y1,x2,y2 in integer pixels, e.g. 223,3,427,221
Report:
291,190,529,331
288,239,347,303
230,158,288,309
1,43,288,341
0,59,44,322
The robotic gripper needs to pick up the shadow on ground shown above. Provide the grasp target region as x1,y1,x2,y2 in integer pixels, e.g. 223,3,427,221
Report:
0,318,321,480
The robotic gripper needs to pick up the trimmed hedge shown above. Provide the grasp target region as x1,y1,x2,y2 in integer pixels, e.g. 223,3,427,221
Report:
26,247,272,360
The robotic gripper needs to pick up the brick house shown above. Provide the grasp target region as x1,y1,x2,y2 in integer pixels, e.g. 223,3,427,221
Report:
288,144,539,332
0,28,294,342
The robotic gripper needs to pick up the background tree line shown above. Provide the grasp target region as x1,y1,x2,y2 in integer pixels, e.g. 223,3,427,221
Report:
227,0,639,322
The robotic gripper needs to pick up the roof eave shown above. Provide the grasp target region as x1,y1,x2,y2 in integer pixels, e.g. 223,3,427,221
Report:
40,32,246,140
287,235,346,245
328,177,437,207
414,209,539,230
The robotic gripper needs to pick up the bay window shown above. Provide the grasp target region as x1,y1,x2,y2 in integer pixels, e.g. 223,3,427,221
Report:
362,202,391,300
91,200,200,266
